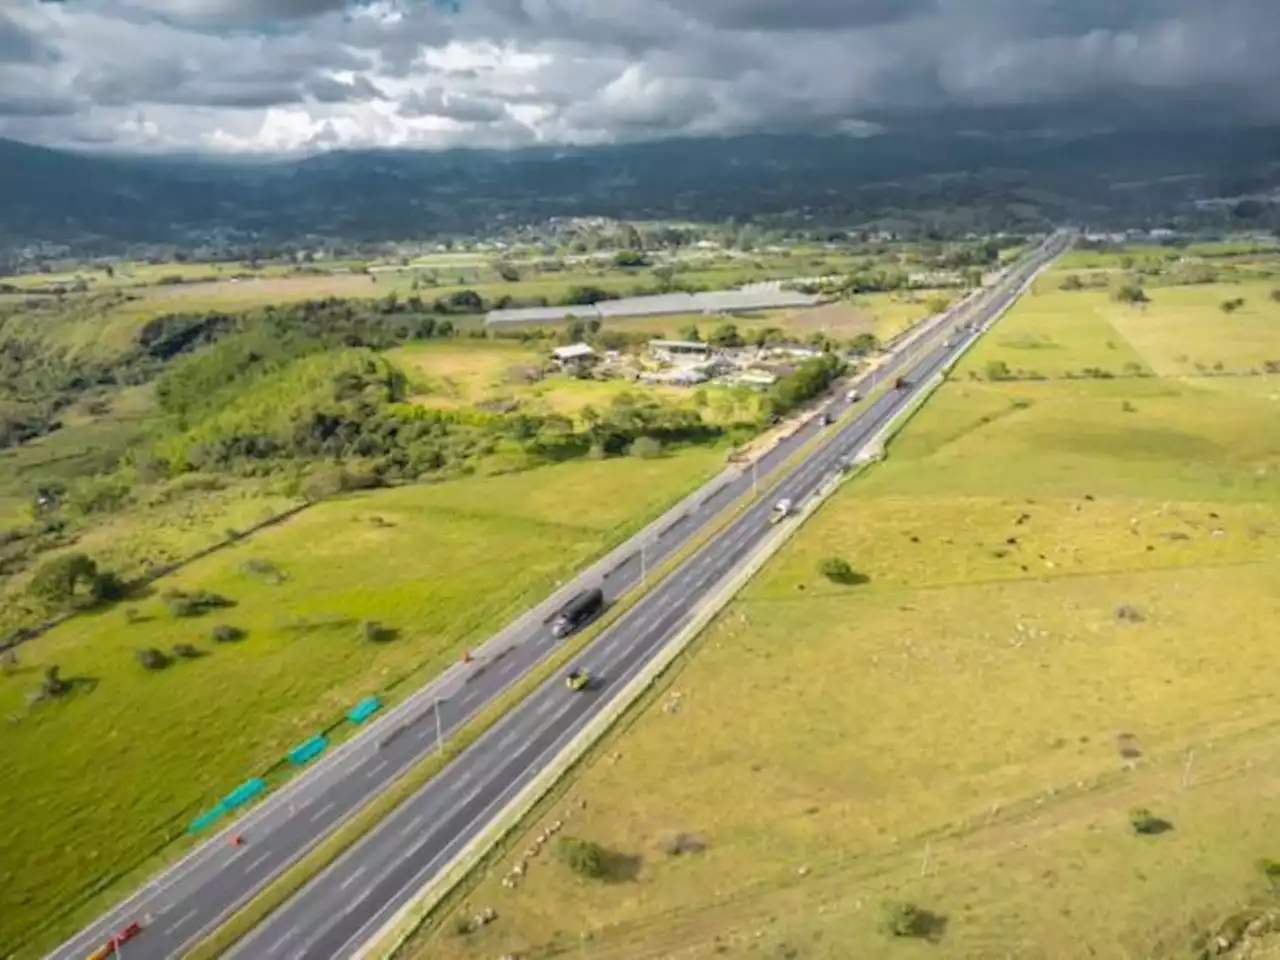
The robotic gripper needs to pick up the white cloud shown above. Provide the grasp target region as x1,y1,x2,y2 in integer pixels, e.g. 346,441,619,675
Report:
2,0,1278,153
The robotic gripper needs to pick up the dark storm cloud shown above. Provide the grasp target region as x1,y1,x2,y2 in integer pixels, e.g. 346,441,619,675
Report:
0,11,61,62
4,0,1280,152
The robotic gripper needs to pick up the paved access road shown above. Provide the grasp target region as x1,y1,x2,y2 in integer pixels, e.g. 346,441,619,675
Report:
44,232,1069,960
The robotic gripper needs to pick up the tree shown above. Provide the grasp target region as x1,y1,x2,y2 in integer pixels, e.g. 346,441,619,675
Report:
492,260,520,282
612,250,648,268
1220,297,1245,314
1270,288,1280,303
136,648,171,671
556,836,609,879
1059,274,1084,291
677,324,702,343
27,553,99,608
41,665,70,698
1112,281,1149,305
819,556,866,585
708,323,743,348
984,359,1012,381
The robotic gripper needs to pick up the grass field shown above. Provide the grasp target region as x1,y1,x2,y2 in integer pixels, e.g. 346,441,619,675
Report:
0,449,724,957
403,262,1280,960
955,281,1280,381
387,341,764,425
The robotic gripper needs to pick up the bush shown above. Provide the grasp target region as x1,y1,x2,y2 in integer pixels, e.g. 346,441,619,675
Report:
136,647,171,671
40,665,70,698
628,436,662,459
163,588,232,618
172,643,203,659
1130,807,1172,835
1258,858,1280,890
556,836,608,879
362,620,395,643
210,624,245,643
819,556,866,585
984,359,1011,381
1113,281,1149,304
879,902,946,941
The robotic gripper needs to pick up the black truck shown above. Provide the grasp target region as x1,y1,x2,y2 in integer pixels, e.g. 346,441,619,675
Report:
551,587,605,639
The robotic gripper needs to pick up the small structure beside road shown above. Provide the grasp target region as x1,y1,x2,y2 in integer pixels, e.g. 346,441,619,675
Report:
552,342,597,370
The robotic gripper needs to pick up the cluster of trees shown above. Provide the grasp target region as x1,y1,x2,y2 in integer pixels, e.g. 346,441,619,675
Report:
765,353,847,417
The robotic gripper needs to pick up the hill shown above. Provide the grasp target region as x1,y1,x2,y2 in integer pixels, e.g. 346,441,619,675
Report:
3,126,1280,257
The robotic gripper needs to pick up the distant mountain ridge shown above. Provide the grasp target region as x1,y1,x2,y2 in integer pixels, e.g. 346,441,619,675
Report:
2,126,1279,254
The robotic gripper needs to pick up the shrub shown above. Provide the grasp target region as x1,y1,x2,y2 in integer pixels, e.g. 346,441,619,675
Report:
1130,807,1172,835
163,588,232,618
172,643,203,659
1258,858,1280,890
819,556,866,585
879,902,946,941
362,620,394,643
984,359,1012,381
1271,288,1280,303
210,624,245,643
41,665,70,698
1113,281,1149,304
556,836,608,879
628,436,662,459
136,647,171,671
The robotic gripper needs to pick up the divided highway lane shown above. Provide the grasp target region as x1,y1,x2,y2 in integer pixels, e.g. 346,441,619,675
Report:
45,234,1065,960
228,236,1069,960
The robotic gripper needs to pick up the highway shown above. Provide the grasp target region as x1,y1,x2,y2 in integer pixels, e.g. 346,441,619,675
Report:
44,233,1069,960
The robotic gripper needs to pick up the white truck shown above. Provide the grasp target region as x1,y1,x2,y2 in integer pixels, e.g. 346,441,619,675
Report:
769,498,794,524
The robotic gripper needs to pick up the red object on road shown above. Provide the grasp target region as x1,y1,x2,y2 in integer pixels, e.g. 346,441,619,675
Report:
231,834,244,847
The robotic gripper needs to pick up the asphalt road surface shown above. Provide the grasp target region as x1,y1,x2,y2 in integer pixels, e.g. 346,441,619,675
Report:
45,233,1069,960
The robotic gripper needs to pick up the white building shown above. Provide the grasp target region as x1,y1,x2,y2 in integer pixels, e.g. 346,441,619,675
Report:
552,343,596,369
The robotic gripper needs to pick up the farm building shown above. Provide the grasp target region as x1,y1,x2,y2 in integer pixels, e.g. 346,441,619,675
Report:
551,343,597,369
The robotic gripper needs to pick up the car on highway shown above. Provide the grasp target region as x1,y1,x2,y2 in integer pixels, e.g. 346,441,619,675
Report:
551,587,605,639
846,388,861,402
820,410,834,426
769,498,794,524
566,667,592,691
85,921,142,959
894,375,910,390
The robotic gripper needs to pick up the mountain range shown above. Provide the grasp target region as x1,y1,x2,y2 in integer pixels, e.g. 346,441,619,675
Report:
3,125,1279,256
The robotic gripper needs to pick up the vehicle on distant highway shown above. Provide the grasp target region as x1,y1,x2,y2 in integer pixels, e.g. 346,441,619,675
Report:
894,375,909,390
566,667,592,692
769,498,794,524
820,410,834,426
86,921,142,960
551,587,605,639
846,388,861,402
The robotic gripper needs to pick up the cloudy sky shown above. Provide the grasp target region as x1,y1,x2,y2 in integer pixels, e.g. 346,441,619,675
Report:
1,0,1278,155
